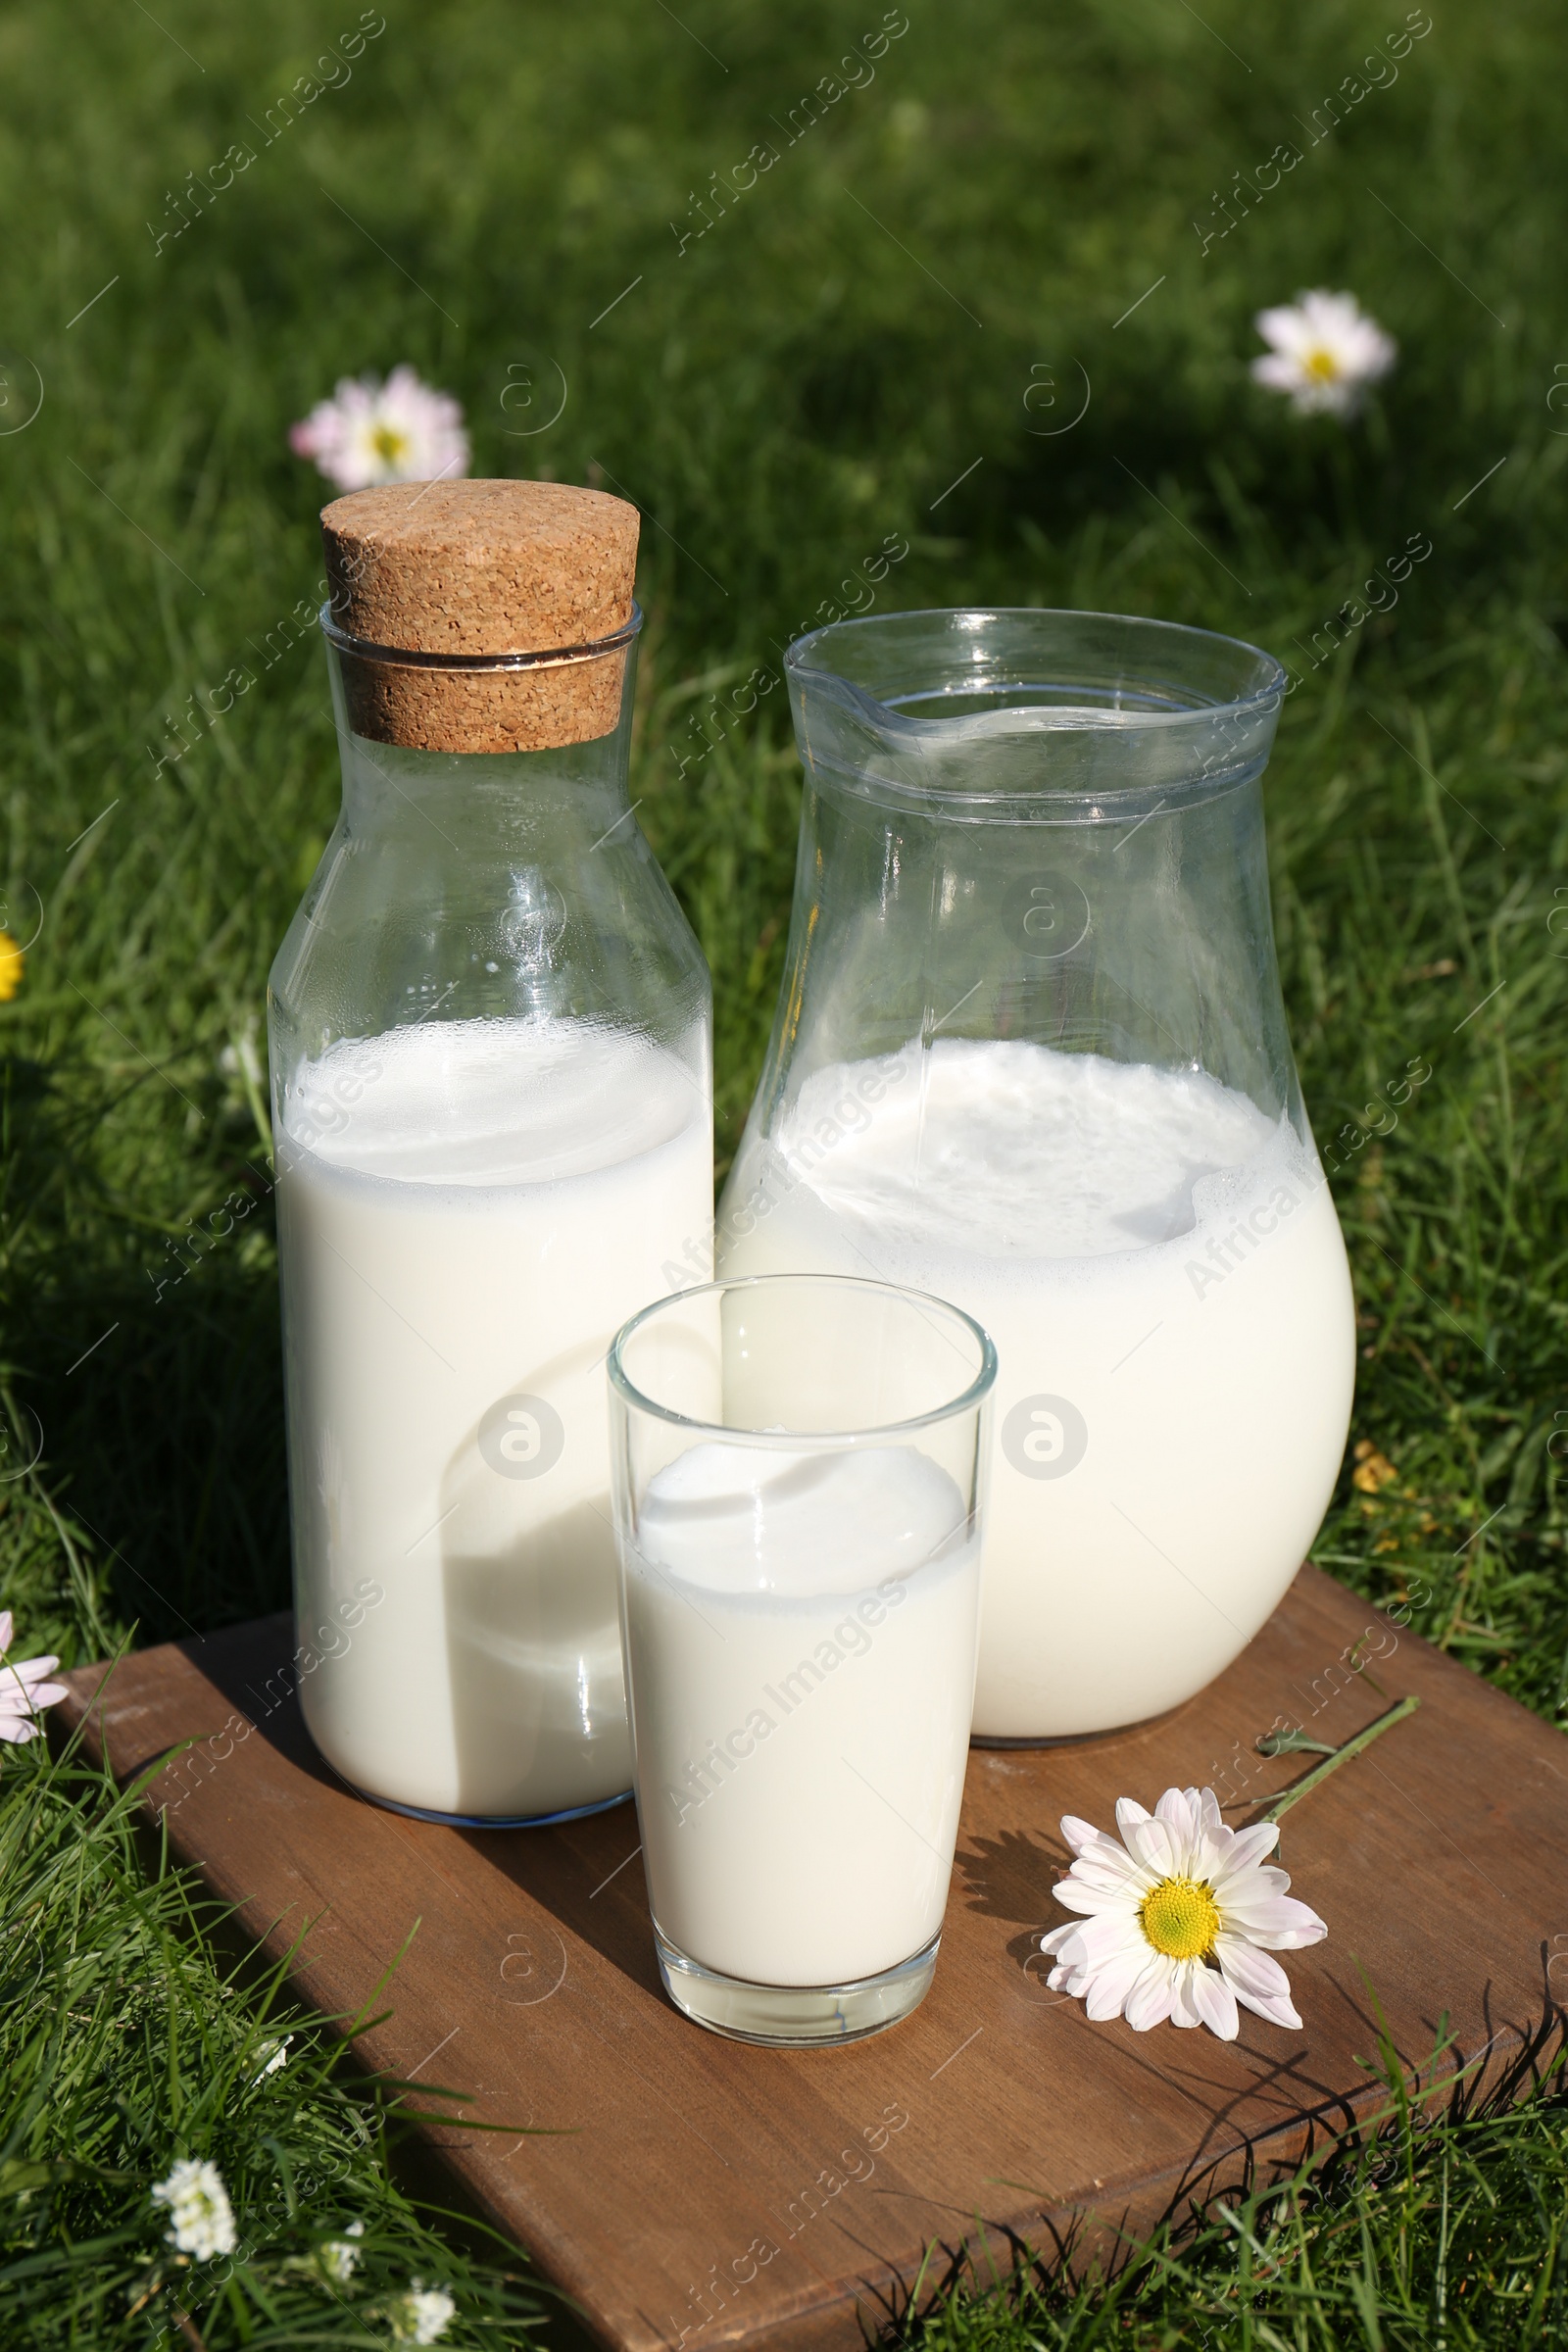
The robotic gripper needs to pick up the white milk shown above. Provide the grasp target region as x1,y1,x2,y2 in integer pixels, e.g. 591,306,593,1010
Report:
719,1039,1354,1738
621,1443,980,1986
277,1014,711,1819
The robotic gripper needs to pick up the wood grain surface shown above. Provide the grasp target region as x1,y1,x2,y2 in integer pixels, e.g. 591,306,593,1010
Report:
55,1567,1568,2352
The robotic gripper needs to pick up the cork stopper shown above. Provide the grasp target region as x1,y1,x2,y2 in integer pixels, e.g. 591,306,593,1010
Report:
319,479,640,754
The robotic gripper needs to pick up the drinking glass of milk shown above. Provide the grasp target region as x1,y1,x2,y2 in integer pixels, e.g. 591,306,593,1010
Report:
716,609,1354,1742
608,1272,995,2045
268,481,711,1826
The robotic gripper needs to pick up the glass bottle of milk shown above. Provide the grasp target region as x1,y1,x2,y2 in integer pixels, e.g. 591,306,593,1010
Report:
268,480,712,1825
716,609,1354,1741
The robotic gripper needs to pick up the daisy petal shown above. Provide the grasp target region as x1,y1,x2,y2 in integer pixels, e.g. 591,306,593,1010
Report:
1061,1851,1156,1897
1121,1815,1180,1878
1070,1838,1156,1882
1216,1937,1304,2030
1153,1786,1196,1838
1168,1959,1204,2030
1081,1942,1152,2022
1051,1879,1140,1917
1059,1910,1148,1966
1124,1954,1178,2032
1212,1935,1293,2004
1207,1823,1281,1884
0,1664,65,1715
1254,303,1306,351
7,1658,63,1690
1190,1966,1240,2040
1216,1863,1292,1902
1220,1892,1327,1948
1235,1984,1303,2030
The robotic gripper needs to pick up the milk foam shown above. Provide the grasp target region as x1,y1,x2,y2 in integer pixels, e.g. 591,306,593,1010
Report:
291,1016,697,1185
636,1441,967,1594
718,1037,1355,1738
278,1014,712,1819
621,1442,979,1984
795,1038,1278,1258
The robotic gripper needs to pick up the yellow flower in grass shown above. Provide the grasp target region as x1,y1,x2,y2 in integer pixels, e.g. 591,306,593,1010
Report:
1352,1438,1399,1494
0,931,24,1002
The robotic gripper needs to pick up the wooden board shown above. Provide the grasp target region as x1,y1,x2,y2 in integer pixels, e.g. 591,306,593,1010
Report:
57,1567,1567,2352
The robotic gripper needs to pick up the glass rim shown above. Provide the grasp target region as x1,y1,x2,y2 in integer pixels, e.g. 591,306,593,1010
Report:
319,598,643,674
785,605,1287,734
607,1271,998,1445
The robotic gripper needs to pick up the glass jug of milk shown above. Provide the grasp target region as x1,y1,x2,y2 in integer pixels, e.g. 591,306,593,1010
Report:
716,608,1353,1741
269,479,712,1825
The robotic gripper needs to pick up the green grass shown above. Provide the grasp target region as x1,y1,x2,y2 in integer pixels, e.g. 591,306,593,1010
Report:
0,1729,545,2344
0,0,1565,2339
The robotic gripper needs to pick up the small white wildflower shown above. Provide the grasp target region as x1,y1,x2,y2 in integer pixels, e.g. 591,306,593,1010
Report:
219,1024,263,1090
318,2218,365,2284
289,365,469,490
250,2034,292,2084
1250,289,1396,418
151,2157,237,2261
391,2280,457,2343
0,1611,68,1745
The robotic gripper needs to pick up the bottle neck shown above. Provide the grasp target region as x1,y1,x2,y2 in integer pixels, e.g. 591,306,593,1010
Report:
326,625,639,851
335,721,633,853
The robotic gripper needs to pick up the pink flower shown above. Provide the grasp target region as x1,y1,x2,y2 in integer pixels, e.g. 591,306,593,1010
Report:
0,1611,68,1743
1250,289,1396,419
288,366,469,491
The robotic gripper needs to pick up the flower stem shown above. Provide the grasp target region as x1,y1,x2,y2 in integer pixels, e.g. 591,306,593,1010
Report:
1256,1694,1421,1825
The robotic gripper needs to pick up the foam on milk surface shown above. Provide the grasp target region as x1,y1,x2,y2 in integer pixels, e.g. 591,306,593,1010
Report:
718,1037,1355,1738
636,1442,966,1597
278,1013,711,1820
794,1038,1277,1258
622,1442,979,1985
293,1016,696,1187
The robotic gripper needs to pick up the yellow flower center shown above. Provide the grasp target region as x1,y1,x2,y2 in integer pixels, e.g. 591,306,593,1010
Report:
1140,1875,1220,1960
371,424,411,464
0,930,24,1004
1303,346,1343,382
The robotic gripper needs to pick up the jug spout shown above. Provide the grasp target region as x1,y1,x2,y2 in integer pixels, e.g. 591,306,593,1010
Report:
717,608,1354,1742
789,604,1288,805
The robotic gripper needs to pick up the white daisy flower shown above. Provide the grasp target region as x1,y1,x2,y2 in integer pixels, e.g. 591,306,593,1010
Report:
318,2219,365,2284
1040,1784,1327,2039
1250,289,1396,418
0,1611,68,1745
289,366,469,491
391,2281,457,2343
151,2156,238,2261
